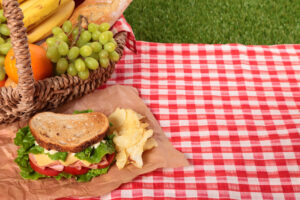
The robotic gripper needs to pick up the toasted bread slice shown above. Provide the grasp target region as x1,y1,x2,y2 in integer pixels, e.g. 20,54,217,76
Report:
29,112,109,153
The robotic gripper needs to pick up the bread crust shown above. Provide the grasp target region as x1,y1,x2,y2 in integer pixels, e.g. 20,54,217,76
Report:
29,112,109,153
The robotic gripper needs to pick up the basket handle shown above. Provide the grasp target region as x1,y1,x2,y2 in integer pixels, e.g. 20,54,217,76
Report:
3,0,34,107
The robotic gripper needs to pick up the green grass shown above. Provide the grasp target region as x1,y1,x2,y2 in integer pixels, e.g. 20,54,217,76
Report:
124,0,300,44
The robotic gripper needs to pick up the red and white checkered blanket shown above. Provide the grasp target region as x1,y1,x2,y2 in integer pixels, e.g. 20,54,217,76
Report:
66,16,300,200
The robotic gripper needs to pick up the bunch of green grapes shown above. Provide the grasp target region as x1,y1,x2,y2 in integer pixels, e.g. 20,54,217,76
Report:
0,10,11,81
46,20,120,80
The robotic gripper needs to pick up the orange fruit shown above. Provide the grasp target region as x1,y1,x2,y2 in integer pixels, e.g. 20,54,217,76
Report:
0,78,5,87
4,77,17,88
5,44,53,83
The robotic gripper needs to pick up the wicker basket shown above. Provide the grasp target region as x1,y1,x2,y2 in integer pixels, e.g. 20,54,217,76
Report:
0,0,127,124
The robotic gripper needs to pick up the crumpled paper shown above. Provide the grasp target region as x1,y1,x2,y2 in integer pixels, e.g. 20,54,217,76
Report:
0,85,189,200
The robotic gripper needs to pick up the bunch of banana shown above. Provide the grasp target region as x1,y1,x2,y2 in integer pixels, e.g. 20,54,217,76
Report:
2,0,75,43
26,0,75,43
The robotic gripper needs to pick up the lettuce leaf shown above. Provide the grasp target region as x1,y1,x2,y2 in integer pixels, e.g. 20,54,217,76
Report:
54,172,73,180
14,126,29,146
14,127,47,180
27,143,68,161
28,145,44,154
47,152,68,161
73,109,93,114
76,166,110,182
75,134,115,163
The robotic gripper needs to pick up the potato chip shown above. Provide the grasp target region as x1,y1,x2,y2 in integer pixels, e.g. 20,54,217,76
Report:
144,137,158,151
140,122,149,129
123,110,140,130
113,128,143,148
137,113,144,120
126,130,153,168
108,107,126,129
115,150,128,169
109,108,158,169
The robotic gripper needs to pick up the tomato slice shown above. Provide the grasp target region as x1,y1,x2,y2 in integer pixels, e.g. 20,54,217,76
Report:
29,159,61,176
63,166,90,175
98,153,115,169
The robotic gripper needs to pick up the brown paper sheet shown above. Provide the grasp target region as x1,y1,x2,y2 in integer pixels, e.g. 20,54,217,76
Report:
0,85,189,200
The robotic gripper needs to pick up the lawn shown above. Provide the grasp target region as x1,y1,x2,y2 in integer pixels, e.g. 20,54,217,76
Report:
124,0,300,44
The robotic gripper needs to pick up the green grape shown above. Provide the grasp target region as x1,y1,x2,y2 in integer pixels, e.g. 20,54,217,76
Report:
99,22,110,32
104,42,116,53
103,31,113,40
0,37,5,45
0,67,5,81
74,58,86,72
76,38,87,48
80,45,92,57
56,32,69,43
58,41,69,56
72,27,79,39
0,56,5,66
0,24,10,36
80,30,92,42
100,57,109,68
52,27,63,35
109,38,117,46
6,38,10,43
78,69,90,80
46,37,56,46
99,49,108,58
99,32,109,44
85,57,99,70
92,30,101,41
0,42,11,55
88,23,98,33
90,42,102,53
67,63,77,76
46,46,60,63
0,10,6,23
56,58,68,74
90,52,99,60
68,46,80,60
62,20,72,34
109,51,120,62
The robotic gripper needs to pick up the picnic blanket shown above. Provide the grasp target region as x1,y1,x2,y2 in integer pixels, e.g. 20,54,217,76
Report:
64,16,300,200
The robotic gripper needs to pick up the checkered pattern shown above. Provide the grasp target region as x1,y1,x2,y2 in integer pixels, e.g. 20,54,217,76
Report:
63,17,300,199
111,16,136,53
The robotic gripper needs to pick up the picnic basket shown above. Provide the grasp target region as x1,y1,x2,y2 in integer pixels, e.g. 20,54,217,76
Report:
0,0,127,124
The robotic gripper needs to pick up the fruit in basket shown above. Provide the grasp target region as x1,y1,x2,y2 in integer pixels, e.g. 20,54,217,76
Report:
4,77,17,88
27,0,75,43
0,10,10,82
5,44,52,83
0,77,5,87
20,0,72,31
46,17,120,80
0,66,5,81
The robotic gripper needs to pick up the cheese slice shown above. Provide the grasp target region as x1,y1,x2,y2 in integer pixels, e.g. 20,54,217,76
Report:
33,153,92,167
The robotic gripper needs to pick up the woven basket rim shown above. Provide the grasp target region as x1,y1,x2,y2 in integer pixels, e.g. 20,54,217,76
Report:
0,0,128,124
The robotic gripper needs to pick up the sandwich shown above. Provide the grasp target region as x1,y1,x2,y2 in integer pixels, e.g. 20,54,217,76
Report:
14,110,116,182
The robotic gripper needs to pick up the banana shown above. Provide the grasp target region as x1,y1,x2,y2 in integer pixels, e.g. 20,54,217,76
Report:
27,1,75,43
21,0,72,31
19,0,38,12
